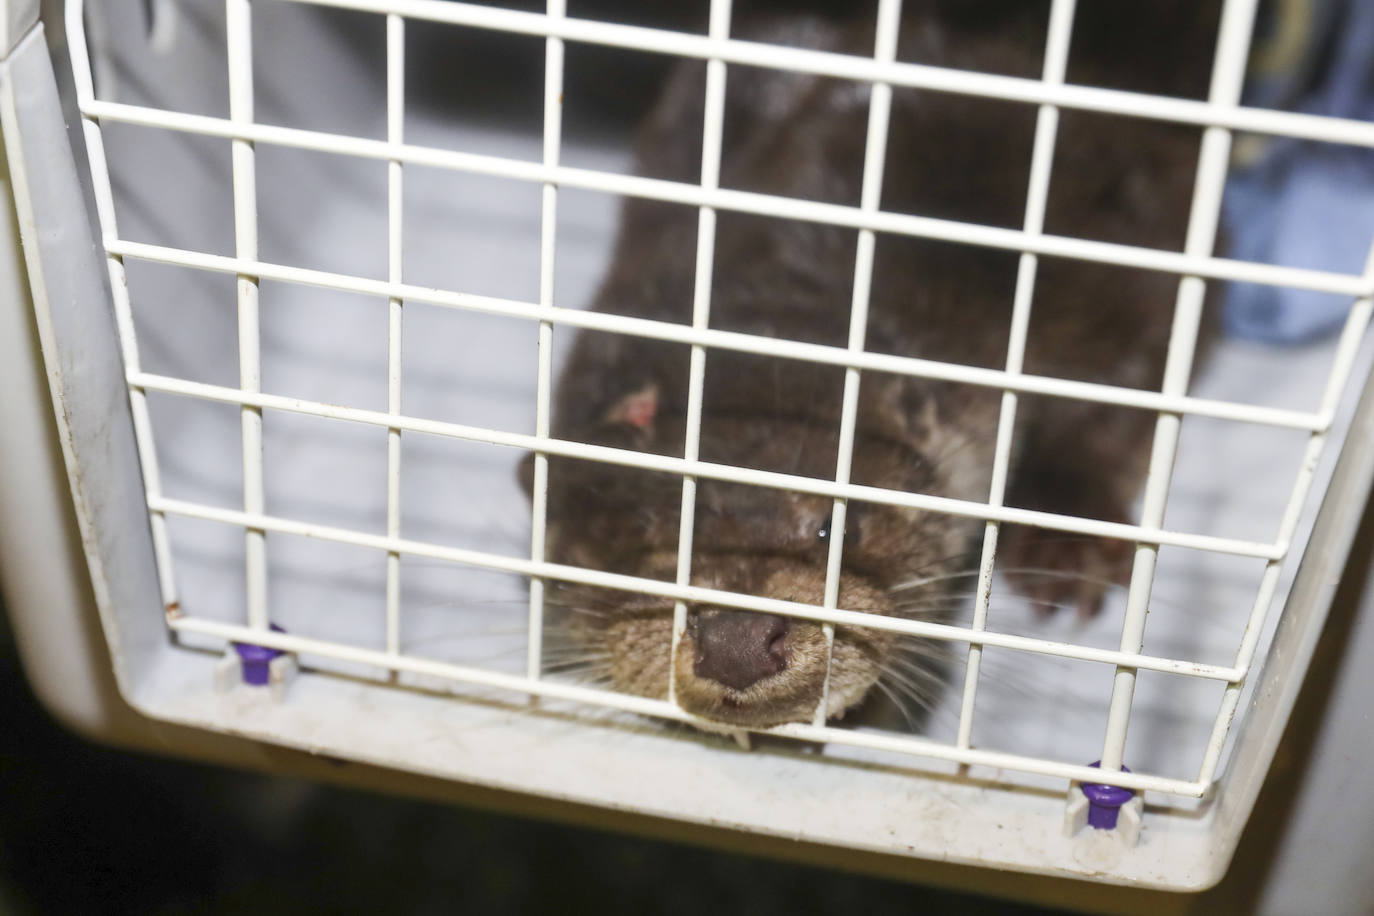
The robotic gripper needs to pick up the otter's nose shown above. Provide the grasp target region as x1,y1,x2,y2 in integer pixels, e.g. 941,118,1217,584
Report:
691,609,790,691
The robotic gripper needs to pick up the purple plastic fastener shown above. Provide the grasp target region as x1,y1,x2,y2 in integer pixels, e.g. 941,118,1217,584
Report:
232,624,286,686
1082,761,1135,830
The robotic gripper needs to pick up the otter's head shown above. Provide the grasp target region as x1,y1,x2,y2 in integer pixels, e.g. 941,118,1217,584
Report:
520,382,980,730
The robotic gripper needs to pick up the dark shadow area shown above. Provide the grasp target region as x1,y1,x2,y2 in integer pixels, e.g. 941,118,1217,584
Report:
1199,489,1374,912
0,600,1064,915
315,0,1219,146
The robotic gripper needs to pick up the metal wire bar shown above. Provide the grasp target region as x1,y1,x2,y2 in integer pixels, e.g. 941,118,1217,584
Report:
61,0,180,611
163,613,1209,796
668,0,732,708
526,0,566,688
1197,252,1374,784
105,239,1330,432
1098,0,1259,774
384,10,404,664
147,495,1244,682
957,0,1076,752
81,100,1374,300
226,0,269,631
129,370,1287,561
272,0,1374,151
814,0,903,727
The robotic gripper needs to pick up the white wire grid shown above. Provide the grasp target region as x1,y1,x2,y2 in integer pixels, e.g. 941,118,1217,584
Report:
63,0,1374,799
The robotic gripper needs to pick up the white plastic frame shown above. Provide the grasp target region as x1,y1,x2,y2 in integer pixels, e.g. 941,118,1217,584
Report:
6,0,1374,891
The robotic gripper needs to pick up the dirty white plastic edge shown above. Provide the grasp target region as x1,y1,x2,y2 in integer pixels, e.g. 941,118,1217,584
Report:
8,4,1374,898
1,23,166,703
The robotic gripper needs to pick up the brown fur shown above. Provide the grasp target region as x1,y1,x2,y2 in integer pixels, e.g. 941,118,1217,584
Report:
522,5,1222,730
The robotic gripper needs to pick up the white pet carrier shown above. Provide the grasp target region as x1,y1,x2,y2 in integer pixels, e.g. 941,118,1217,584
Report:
4,0,1374,910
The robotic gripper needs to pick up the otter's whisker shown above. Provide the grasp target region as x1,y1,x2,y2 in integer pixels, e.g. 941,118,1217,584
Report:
882,653,955,688
874,662,945,707
869,678,920,732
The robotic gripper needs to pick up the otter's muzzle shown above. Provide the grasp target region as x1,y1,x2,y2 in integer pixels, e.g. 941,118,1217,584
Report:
689,609,791,691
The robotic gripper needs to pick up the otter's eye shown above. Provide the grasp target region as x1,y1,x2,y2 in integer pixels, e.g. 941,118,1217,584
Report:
815,506,863,548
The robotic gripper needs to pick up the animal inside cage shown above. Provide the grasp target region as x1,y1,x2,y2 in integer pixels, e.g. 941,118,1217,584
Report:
5,0,1374,899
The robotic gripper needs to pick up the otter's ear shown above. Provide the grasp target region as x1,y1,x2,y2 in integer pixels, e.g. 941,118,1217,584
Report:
602,382,659,433
518,383,659,497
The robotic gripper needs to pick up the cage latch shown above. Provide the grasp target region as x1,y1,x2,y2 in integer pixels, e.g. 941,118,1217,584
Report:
1064,761,1144,859
214,623,298,702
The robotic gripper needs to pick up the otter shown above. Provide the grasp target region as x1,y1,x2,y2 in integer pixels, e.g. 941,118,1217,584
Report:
521,3,1222,731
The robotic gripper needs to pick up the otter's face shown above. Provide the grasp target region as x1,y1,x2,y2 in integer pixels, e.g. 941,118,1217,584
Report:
521,387,979,731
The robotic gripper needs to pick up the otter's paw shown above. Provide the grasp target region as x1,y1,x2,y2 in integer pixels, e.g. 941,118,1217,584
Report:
998,526,1134,620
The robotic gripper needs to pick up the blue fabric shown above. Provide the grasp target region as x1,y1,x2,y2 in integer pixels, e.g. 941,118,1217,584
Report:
1221,0,1374,342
